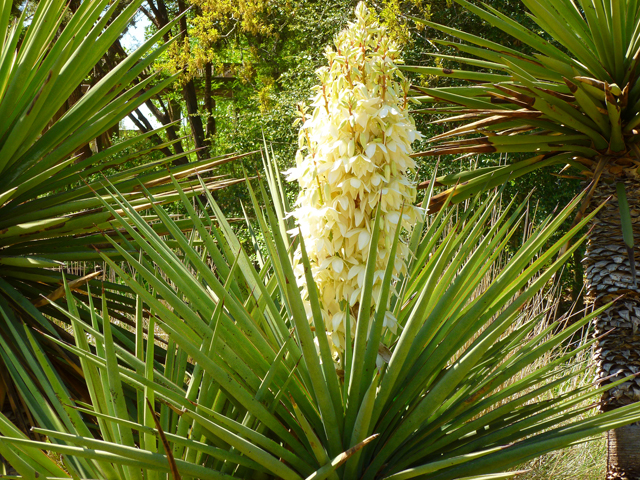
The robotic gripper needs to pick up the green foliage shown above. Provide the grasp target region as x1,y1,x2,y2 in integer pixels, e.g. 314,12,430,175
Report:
0,2,621,477
0,0,243,423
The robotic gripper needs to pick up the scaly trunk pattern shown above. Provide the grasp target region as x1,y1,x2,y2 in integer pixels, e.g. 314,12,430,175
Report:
587,179,640,479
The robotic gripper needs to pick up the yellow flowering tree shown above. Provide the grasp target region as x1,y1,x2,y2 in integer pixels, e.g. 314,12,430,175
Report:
288,2,422,356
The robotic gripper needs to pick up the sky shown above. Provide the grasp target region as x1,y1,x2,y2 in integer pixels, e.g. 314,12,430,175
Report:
120,12,161,130
121,11,149,51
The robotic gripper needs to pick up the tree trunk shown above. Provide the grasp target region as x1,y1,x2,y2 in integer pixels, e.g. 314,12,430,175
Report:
608,425,640,479
586,180,640,479
175,0,207,161
143,0,207,163
144,96,185,156
204,62,216,143
127,108,174,157
183,78,207,159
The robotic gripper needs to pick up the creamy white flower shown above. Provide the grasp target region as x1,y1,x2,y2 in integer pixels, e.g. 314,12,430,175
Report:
287,2,422,358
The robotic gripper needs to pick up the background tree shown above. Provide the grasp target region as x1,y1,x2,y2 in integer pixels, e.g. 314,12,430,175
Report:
160,0,587,302
404,0,640,477
121,0,439,217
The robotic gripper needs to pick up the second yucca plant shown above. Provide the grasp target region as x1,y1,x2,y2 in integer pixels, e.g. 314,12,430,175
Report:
404,0,640,475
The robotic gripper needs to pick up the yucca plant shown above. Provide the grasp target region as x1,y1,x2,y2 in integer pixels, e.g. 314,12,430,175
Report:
403,0,640,475
1,149,640,478
0,0,243,426
4,3,640,479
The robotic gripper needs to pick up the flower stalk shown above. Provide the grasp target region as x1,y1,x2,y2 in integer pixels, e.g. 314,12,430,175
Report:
288,2,422,358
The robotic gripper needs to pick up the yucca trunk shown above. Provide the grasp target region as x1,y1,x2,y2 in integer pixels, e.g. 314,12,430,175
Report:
587,176,640,479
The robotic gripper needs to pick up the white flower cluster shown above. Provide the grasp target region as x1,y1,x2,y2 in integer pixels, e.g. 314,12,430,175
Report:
287,2,422,357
